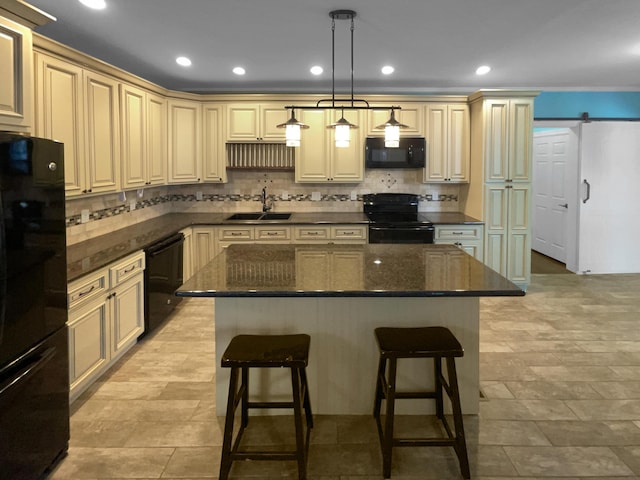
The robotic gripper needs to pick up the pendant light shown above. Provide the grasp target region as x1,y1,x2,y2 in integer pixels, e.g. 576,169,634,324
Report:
376,108,409,148
279,9,412,149
277,109,309,147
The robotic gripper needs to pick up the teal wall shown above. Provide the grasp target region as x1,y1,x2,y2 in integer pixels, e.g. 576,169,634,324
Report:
534,92,640,119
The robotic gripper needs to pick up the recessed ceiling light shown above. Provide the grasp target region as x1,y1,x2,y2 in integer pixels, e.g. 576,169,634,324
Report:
475,65,491,75
78,0,106,9
176,56,192,67
232,66,246,76
310,65,323,76
381,65,394,75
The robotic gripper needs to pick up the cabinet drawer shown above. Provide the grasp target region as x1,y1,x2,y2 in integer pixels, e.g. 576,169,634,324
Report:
294,226,330,242
219,227,254,241
331,225,367,241
68,269,108,310
255,226,291,241
109,251,145,288
435,225,482,241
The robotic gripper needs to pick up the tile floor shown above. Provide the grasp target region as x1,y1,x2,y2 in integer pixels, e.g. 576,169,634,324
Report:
47,272,640,479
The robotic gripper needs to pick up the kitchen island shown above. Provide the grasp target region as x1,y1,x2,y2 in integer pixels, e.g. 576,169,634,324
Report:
176,243,523,416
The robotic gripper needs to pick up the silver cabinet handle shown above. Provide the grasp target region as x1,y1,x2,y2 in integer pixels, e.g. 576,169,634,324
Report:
582,179,591,204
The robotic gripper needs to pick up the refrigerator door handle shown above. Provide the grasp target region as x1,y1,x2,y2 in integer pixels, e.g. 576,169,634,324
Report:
582,179,591,204
0,346,56,396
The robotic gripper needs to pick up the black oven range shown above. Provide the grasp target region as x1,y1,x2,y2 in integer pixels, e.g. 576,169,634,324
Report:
363,193,434,244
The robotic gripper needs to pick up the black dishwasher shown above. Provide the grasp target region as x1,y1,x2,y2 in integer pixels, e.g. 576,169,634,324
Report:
143,232,184,337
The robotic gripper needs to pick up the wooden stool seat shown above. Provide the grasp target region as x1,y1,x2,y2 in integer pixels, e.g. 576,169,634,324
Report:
219,334,313,480
373,327,470,479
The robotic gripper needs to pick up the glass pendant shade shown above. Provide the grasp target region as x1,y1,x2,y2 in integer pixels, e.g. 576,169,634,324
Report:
335,124,351,148
277,110,308,147
285,124,301,147
384,125,400,148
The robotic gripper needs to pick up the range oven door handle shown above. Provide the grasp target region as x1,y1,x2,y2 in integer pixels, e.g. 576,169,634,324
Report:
369,226,435,232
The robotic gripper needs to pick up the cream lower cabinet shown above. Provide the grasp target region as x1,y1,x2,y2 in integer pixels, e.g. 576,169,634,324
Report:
295,250,364,290
434,224,484,261
192,226,217,271
181,227,194,281
484,184,530,286
67,251,145,403
293,225,367,244
295,109,364,183
424,103,470,183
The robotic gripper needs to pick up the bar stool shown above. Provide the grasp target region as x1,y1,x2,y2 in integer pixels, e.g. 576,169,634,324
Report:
373,326,470,479
219,334,313,480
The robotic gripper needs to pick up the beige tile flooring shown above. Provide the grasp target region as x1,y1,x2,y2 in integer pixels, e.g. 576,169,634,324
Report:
47,272,640,479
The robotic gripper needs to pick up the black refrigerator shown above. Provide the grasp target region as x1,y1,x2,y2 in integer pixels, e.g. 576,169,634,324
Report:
0,133,69,479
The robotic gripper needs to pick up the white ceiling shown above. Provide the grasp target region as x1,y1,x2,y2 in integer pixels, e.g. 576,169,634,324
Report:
27,0,640,94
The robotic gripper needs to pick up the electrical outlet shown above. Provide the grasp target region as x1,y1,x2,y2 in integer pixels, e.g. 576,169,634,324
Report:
129,199,136,211
196,191,203,201
350,191,357,200
282,191,289,200
81,209,90,223
311,191,321,201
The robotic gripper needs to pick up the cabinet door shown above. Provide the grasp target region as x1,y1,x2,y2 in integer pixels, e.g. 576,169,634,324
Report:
168,99,201,183
111,272,144,359
295,109,330,182
507,184,531,284
68,296,110,401
366,103,424,136
484,185,508,275
84,70,120,193
202,103,227,182
227,104,259,141
35,52,85,196
260,104,288,140
483,99,509,183
424,104,447,182
509,99,533,182
447,104,470,182
181,227,193,281
0,17,32,132
330,109,364,182
146,93,167,185
192,226,217,270
120,83,146,189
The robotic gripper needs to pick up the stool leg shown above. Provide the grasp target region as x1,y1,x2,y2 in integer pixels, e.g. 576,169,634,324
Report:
382,358,397,479
373,356,387,419
299,367,314,429
434,357,444,420
446,357,470,479
241,367,249,428
291,367,307,480
219,367,239,480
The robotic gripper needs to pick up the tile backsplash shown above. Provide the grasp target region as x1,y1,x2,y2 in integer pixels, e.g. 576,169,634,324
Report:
66,170,461,245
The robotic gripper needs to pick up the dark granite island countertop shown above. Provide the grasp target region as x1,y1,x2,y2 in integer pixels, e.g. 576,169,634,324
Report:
176,243,522,298
177,243,522,417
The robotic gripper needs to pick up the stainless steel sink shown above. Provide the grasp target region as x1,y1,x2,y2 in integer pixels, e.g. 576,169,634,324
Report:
225,212,292,221
226,213,263,220
260,213,291,220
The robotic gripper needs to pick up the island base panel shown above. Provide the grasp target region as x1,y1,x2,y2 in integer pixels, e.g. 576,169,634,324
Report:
214,297,479,416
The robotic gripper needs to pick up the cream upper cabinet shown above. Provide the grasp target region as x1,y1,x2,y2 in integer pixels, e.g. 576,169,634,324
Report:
424,103,470,183
84,70,120,194
168,99,202,183
146,92,168,185
365,103,424,137
483,98,533,183
34,52,85,196
202,103,227,182
121,86,168,188
0,15,33,132
295,109,364,183
226,103,289,141
120,83,146,189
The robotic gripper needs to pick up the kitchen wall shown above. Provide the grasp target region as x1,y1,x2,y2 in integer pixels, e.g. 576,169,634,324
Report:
65,169,461,245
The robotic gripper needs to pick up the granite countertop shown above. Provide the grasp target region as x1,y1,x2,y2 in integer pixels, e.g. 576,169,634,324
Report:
67,211,482,282
423,212,484,225
176,243,522,298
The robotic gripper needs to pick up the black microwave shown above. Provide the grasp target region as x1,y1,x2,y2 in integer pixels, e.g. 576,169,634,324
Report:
365,136,426,169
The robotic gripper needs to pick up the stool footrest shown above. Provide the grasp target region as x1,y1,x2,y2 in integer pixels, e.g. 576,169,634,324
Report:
231,451,300,461
392,391,438,400
247,401,295,409
394,438,457,447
